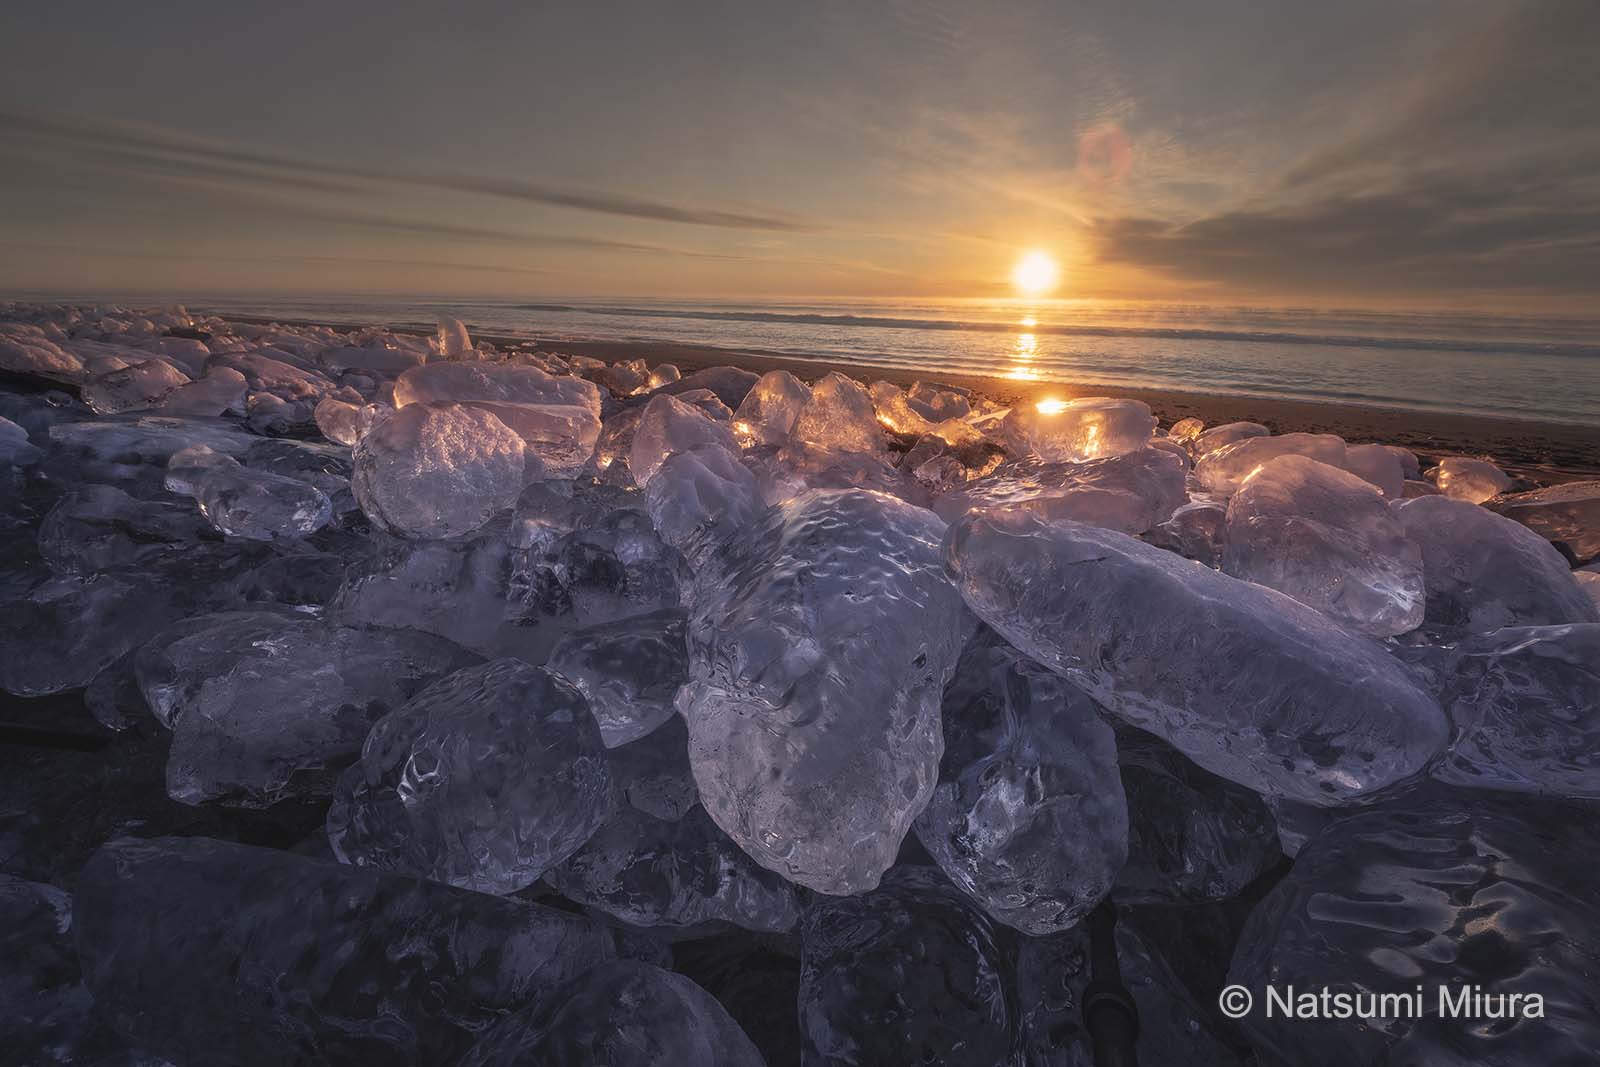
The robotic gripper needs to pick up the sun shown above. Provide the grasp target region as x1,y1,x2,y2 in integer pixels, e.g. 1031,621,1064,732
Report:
1012,250,1060,295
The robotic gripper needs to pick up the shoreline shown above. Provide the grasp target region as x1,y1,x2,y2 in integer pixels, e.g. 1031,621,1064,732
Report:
235,316,1600,479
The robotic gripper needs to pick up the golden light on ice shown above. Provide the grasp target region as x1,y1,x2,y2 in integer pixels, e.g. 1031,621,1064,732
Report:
1036,397,1069,415
1012,251,1060,295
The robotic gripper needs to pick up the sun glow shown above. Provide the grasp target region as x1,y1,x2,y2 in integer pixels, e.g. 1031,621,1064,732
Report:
1012,251,1060,295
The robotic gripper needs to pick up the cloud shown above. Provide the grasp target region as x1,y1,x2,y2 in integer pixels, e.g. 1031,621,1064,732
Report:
0,107,815,233
1090,1,1600,304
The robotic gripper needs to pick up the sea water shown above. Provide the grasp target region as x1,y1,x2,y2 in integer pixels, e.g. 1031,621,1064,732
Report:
197,297,1600,426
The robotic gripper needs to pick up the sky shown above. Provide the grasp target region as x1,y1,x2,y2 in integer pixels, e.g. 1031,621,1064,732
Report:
0,0,1596,309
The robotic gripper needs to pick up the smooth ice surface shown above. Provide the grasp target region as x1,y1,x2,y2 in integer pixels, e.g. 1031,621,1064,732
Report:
1430,455,1512,503
751,440,926,508
545,804,802,933
546,608,688,747
1410,624,1600,797
0,414,41,466
800,867,1016,1067
82,358,190,414
1144,499,1227,567
38,484,206,572
142,614,479,806
393,361,601,475
75,836,617,1067
914,632,1127,934
1191,420,1268,457
458,961,764,1067
0,574,187,696
1222,455,1424,636
643,444,765,569
1396,495,1599,633
0,875,123,1066
1000,396,1156,462
1167,416,1205,442
157,365,248,417
1194,432,1347,495
788,372,883,454
1115,724,1282,903
679,489,970,894
933,447,1186,534
1489,480,1600,563
1229,791,1600,1066
328,659,616,893
732,369,811,447
353,403,527,539
945,511,1447,805
631,393,739,487
168,448,334,540
1342,441,1405,498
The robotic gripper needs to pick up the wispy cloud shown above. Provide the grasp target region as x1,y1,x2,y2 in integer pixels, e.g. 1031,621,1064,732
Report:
0,107,817,233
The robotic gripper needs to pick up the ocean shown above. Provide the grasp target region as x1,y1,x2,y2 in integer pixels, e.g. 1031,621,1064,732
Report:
195,297,1600,427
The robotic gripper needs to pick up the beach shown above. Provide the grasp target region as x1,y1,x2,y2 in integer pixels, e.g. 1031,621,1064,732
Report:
233,315,1600,480
540,336,1600,481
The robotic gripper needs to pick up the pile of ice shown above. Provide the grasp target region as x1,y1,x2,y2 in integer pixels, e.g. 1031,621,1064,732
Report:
3,300,1598,1066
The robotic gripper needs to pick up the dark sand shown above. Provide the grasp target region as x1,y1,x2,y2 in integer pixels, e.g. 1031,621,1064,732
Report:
240,317,1600,480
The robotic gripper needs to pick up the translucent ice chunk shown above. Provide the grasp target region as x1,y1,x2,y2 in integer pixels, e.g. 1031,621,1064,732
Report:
800,867,1016,1065
1430,455,1512,503
1407,624,1600,797
155,365,247,417
81,358,190,414
1229,790,1600,1066
37,484,206,573
1395,495,1598,633
1144,499,1227,567
732,369,812,447
945,511,1448,805
913,632,1127,934
352,403,527,539
328,659,616,893
1194,432,1347,495
144,614,479,806
546,608,688,747
75,836,617,1066
789,372,883,454
457,961,764,1067
1342,441,1405,499
933,448,1186,534
1114,723,1282,903
631,393,739,487
1489,480,1600,563
0,415,41,467
679,489,971,894
168,448,334,540
1000,396,1156,462
436,314,473,359
644,444,765,569
545,804,801,933
393,361,601,475
869,380,936,436
1222,455,1424,636
1166,416,1205,442
1191,420,1268,457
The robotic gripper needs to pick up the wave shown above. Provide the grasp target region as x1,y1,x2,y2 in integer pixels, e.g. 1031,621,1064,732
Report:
505,303,1600,359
